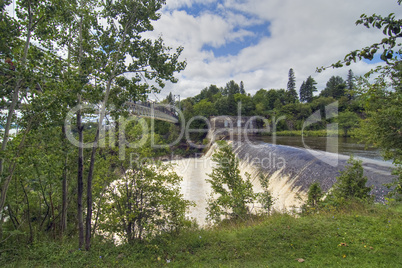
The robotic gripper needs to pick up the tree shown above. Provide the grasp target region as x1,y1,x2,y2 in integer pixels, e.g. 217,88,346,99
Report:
0,0,62,239
206,142,256,223
234,93,255,116
193,99,217,118
166,92,174,104
337,110,360,137
299,81,307,103
320,0,402,197
300,76,317,103
98,162,191,243
223,80,240,96
286,68,298,103
80,0,186,250
320,76,346,99
194,85,220,102
347,70,355,91
305,76,317,102
331,156,372,201
240,81,246,95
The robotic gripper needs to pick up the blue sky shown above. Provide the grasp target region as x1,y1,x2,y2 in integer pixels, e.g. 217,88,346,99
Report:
202,21,271,58
175,1,272,58
146,0,399,99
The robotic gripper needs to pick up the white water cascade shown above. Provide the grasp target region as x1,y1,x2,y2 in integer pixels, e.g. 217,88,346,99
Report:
172,141,395,226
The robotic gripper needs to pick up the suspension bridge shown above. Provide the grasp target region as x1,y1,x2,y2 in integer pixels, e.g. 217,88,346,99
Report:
124,101,179,124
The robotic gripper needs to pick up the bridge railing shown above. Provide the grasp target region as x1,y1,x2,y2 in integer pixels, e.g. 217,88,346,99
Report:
124,101,179,124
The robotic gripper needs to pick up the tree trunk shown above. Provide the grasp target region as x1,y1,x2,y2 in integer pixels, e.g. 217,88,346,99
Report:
0,4,33,240
77,1,85,248
77,95,84,248
60,126,68,237
61,155,68,236
85,13,132,251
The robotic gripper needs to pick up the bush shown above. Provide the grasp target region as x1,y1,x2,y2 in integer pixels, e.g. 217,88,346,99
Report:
307,182,323,207
330,156,372,202
98,162,193,243
206,141,257,223
257,174,275,214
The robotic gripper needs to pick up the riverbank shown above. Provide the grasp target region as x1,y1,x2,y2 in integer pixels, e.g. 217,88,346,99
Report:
260,129,356,137
2,202,401,267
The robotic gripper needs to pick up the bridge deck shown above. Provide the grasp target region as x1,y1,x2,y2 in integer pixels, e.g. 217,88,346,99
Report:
125,102,179,124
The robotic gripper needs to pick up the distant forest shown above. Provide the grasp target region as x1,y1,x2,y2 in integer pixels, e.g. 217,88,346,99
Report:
159,68,362,140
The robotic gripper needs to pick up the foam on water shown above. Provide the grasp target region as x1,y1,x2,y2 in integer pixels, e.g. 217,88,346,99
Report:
172,141,396,226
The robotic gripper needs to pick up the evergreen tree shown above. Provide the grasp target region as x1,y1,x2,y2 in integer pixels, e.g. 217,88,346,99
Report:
223,80,240,96
166,92,174,104
299,76,317,103
320,76,346,99
346,69,355,100
305,76,317,103
299,81,307,102
240,81,246,94
331,156,372,201
347,70,355,91
287,68,298,103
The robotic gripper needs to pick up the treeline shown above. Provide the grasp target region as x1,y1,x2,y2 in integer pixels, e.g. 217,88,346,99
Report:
175,69,362,136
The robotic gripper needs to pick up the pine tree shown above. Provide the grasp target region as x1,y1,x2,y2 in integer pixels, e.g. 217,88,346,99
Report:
240,81,246,94
287,68,298,103
331,156,372,201
347,70,355,91
305,76,317,103
299,81,307,102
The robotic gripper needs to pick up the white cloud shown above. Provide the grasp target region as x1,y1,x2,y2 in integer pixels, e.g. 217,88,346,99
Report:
150,0,399,99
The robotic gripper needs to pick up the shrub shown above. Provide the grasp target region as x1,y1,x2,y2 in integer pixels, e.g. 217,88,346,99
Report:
307,182,323,207
330,156,372,202
257,174,275,214
98,162,192,243
206,141,257,223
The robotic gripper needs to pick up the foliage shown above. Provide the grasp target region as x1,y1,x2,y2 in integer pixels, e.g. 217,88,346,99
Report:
299,76,317,103
257,174,274,214
337,110,360,137
346,69,355,92
98,162,192,243
317,0,402,199
307,182,323,207
320,76,346,99
206,141,257,223
330,156,372,202
2,202,402,267
286,68,298,103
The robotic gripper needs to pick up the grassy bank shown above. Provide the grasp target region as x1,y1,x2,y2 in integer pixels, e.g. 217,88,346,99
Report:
261,129,356,137
1,202,401,267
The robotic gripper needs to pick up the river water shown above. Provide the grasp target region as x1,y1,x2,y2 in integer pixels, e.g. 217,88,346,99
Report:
174,138,394,226
254,136,389,163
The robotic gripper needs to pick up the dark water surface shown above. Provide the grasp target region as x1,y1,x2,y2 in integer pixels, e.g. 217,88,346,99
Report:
254,136,388,162
232,140,395,203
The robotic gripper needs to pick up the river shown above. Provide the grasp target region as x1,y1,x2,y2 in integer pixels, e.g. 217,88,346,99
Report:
173,137,394,225
254,136,389,162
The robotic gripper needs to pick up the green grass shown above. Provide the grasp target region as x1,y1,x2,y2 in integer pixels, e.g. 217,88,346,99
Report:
1,203,401,267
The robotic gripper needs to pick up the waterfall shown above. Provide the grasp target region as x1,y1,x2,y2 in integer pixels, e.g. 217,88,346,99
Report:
232,141,395,203
172,141,396,226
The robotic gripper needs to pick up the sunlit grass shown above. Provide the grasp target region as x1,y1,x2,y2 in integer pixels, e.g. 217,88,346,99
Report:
1,202,401,267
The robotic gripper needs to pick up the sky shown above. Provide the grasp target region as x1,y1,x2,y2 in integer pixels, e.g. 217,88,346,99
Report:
146,0,399,100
